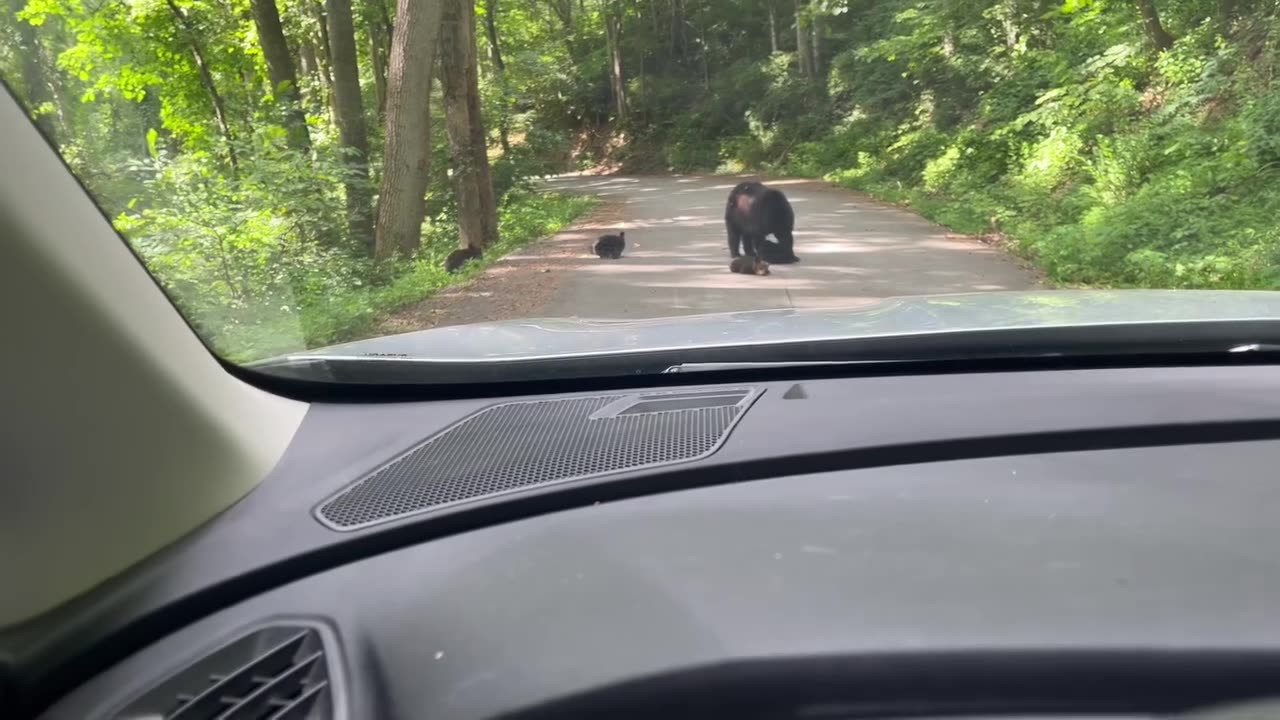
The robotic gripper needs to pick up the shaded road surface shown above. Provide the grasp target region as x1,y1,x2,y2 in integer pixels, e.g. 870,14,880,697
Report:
537,175,1038,318
380,175,1039,333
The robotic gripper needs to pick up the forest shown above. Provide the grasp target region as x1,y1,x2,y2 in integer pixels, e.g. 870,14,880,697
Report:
4,0,1280,360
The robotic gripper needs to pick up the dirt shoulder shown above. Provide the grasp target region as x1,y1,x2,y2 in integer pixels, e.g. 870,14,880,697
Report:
376,199,627,334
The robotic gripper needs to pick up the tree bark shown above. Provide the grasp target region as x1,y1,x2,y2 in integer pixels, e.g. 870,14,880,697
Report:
326,0,374,250
250,0,311,153
767,0,778,53
369,28,388,115
10,0,59,141
482,0,511,154
1217,0,1237,32
310,1,338,119
441,0,481,252
300,40,319,78
1134,0,1175,52
605,5,627,121
538,0,576,60
676,0,688,58
670,0,680,58
375,0,445,260
367,0,393,116
810,12,820,77
468,53,499,249
164,0,239,174
698,21,710,90
794,0,812,77
465,0,498,247
999,0,1019,50
441,0,499,252
377,0,394,57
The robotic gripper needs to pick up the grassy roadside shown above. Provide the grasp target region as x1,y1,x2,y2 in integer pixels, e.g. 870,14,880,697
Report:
212,191,597,363
820,166,1280,293
819,173,1047,280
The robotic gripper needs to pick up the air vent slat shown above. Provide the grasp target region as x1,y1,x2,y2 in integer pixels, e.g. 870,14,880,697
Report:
169,631,309,719
115,625,333,720
265,681,328,720
215,651,323,720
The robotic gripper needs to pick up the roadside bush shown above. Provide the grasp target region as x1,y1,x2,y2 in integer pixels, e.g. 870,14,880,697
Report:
118,133,595,361
747,4,1280,292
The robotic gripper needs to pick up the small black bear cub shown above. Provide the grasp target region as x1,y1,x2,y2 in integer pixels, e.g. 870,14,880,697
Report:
444,246,483,273
593,231,626,259
729,255,770,276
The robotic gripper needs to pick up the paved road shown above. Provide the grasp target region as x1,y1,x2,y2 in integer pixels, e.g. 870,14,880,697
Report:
537,175,1038,319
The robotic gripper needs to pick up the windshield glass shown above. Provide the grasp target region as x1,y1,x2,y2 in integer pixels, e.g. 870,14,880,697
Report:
4,0,1280,379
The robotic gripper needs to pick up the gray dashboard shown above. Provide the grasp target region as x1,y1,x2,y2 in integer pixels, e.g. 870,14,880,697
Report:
15,364,1280,718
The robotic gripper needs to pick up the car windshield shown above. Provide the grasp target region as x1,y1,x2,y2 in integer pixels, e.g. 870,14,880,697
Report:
4,0,1280,380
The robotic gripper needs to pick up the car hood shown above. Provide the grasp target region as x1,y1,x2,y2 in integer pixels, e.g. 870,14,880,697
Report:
268,290,1280,364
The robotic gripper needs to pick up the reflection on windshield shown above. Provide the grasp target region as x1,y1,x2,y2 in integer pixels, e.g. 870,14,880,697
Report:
4,0,1280,369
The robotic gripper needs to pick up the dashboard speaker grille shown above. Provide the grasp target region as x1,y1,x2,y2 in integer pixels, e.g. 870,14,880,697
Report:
316,388,759,530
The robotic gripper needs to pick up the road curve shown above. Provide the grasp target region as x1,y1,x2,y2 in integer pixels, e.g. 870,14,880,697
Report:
537,175,1039,319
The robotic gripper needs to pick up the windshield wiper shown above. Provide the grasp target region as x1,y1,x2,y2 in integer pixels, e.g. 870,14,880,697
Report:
663,360,875,373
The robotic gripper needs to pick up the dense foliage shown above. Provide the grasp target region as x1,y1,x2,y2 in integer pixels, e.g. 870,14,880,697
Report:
6,0,1280,362
0,0,592,360
794,0,1280,290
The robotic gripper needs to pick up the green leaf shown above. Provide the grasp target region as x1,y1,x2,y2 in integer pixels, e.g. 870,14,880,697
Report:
146,128,159,160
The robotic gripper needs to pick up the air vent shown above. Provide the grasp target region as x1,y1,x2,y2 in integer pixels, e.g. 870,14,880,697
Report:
317,387,761,530
114,625,333,720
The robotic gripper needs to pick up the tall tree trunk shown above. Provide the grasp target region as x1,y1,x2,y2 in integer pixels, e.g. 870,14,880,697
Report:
698,22,710,90
467,43,499,248
440,0,481,252
367,0,393,116
375,0,445,260
46,59,72,136
310,0,337,118
482,0,511,154
441,0,499,252
164,0,239,174
369,29,388,115
676,0,688,57
250,0,311,153
1217,0,1237,32
300,41,319,78
326,0,374,250
1134,0,1175,51
605,5,627,122
794,0,812,77
810,12,820,77
376,0,394,61
540,0,576,60
999,0,1019,50
670,0,680,57
10,0,58,141
767,0,778,53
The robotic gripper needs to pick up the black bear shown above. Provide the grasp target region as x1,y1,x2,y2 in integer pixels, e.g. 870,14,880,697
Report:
593,231,626,259
724,181,799,264
444,246,483,273
729,255,770,276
